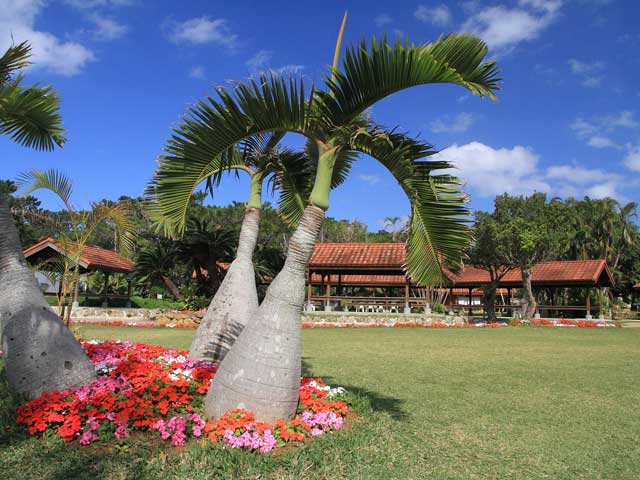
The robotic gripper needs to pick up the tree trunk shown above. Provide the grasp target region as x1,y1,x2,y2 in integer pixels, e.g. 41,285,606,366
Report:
0,197,95,399
189,208,261,363
484,285,497,322
161,275,182,300
205,205,325,422
521,269,537,319
64,264,80,325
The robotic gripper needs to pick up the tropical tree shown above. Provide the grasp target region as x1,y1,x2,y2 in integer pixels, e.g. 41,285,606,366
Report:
466,211,519,321
132,239,183,299
150,132,319,364
383,216,404,242
0,42,95,398
18,169,136,323
152,29,500,421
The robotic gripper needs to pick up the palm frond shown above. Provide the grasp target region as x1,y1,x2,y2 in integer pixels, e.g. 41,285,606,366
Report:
17,168,74,212
150,74,309,233
352,127,470,285
318,34,500,127
83,201,137,256
0,79,66,150
0,41,31,82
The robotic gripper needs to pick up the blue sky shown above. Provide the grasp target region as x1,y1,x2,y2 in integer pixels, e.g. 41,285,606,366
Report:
1,0,639,230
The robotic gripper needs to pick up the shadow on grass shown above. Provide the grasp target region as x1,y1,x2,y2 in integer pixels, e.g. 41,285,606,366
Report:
301,357,407,421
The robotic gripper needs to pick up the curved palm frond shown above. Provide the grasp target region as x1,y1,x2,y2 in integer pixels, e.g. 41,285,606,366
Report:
0,79,66,151
0,41,31,81
150,74,309,231
352,127,470,285
83,201,137,256
17,168,74,212
318,34,500,127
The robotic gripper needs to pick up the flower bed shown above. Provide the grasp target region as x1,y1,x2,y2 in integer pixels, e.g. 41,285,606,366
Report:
16,340,349,453
69,318,621,329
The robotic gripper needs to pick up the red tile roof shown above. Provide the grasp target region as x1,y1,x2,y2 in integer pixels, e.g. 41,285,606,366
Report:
23,237,135,274
310,243,406,270
634,282,640,290
309,243,614,287
448,259,614,287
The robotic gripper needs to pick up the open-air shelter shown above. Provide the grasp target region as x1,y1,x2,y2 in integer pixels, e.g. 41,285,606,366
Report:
306,243,615,317
23,237,135,306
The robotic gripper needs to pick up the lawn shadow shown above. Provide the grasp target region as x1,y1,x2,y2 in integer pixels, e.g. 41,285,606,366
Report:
301,357,407,421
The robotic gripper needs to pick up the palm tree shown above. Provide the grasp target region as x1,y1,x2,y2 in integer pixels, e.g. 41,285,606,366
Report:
0,42,95,398
149,133,321,364
18,169,136,324
153,30,500,421
384,216,404,241
132,239,183,299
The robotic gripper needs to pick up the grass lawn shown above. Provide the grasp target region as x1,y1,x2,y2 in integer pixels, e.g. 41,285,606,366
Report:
1,326,639,479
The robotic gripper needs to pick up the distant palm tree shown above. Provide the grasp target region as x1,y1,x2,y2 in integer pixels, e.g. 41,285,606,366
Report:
383,216,404,241
18,169,136,323
133,240,183,299
0,42,95,398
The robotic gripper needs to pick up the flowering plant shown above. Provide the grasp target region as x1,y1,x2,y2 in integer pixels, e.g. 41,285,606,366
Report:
16,340,349,453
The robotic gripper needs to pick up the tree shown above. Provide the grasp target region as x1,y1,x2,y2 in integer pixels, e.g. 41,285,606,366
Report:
132,239,183,299
383,216,404,242
492,193,561,318
466,211,518,321
0,42,95,398
150,133,317,364
18,169,136,324
152,27,500,421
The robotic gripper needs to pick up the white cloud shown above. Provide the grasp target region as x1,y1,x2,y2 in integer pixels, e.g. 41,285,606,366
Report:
461,1,561,52
430,112,475,133
0,0,94,76
65,0,134,8
189,65,205,79
374,14,393,27
359,174,380,185
436,142,550,197
571,111,638,149
586,181,625,200
546,164,620,185
414,4,452,26
89,14,127,40
166,17,237,48
568,59,604,87
246,50,272,69
272,64,304,75
624,145,640,172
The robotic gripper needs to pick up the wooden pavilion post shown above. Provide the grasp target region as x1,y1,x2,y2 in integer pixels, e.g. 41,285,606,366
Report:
325,275,332,311
449,287,453,312
585,287,591,319
506,288,512,317
306,269,313,308
102,272,110,307
404,280,411,314
468,287,473,317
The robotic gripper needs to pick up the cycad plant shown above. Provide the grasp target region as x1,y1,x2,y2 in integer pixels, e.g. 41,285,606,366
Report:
152,31,500,421
0,42,95,398
18,169,136,324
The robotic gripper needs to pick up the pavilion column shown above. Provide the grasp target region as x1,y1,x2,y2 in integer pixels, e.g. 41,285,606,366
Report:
468,287,473,317
126,278,132,308
449,287,453,312
507,288,512,317
585,287,592,320
102,272,110,308
325,275,332,311
306,269,313,308
404,281,411,314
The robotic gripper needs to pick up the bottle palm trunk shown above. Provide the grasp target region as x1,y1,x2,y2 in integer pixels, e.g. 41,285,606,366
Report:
189,207,261,363
205,205,325,422
0,197,95,398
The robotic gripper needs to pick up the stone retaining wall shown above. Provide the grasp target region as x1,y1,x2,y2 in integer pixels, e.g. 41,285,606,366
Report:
57,306,461,327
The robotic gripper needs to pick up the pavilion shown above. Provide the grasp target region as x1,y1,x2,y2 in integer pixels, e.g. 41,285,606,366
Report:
23,237,135,306
306,243,615,317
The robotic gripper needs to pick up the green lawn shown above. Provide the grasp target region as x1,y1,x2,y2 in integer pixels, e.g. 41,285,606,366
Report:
2,327,639,479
